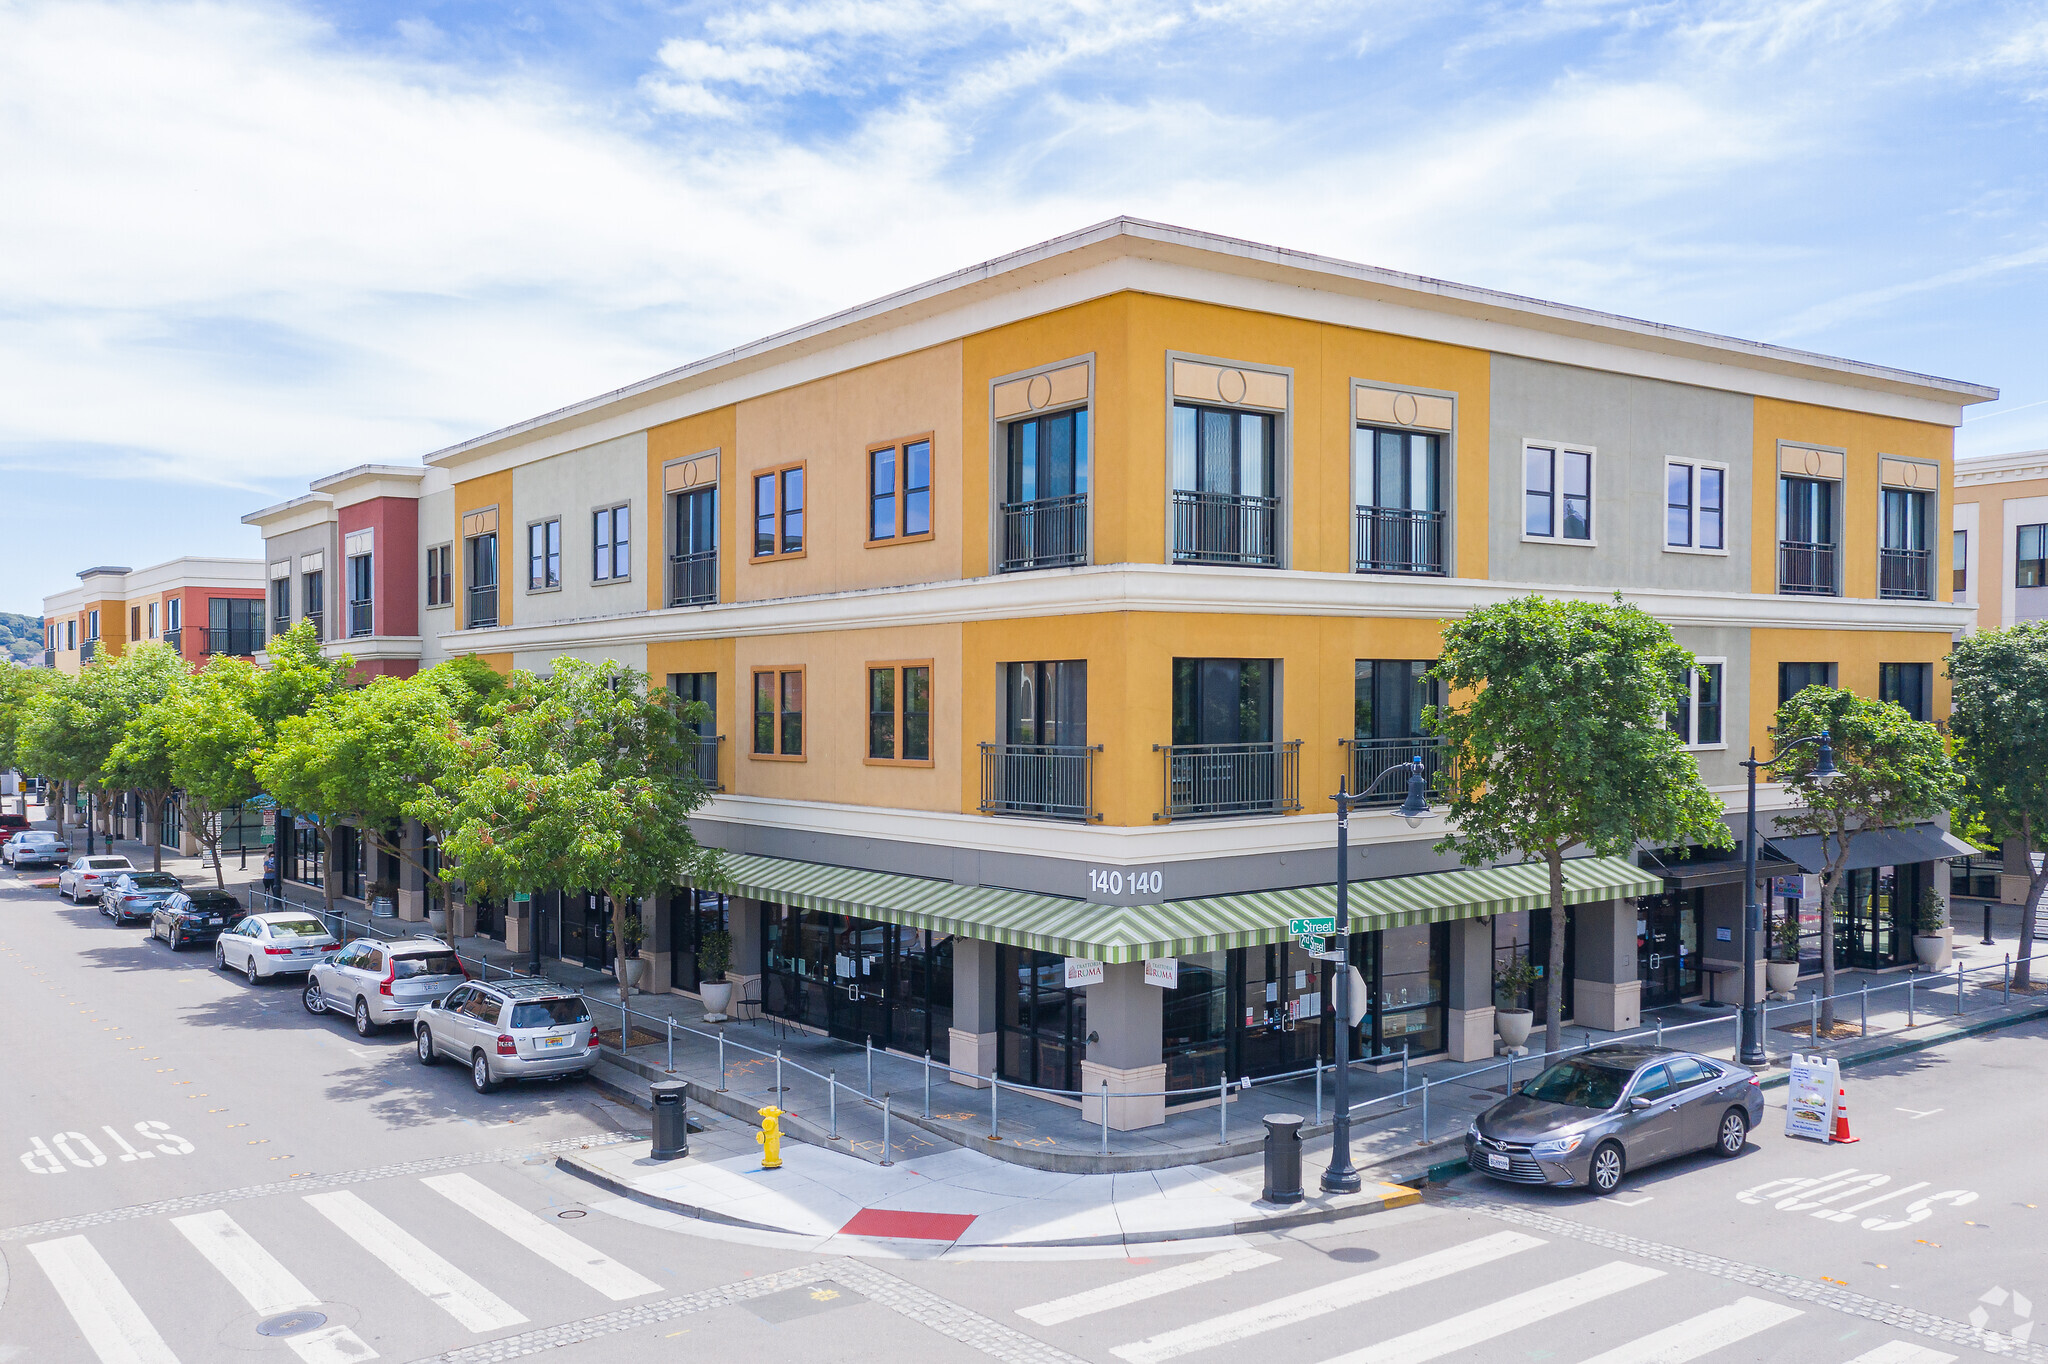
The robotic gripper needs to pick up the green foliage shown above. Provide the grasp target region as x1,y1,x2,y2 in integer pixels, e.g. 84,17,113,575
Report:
157,658,266,887
1771,913,1802,962
1948,622,2048,982
697,928,733,983
0,665,54,774
1915,887,1947,936
0,612,43,666
1492,952,1540,1001
1431,595,1731,1050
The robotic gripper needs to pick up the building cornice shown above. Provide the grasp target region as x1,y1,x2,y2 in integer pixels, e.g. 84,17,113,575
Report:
311,465,427,510
242,492,336,535
1957,449,2048,487
323,635,423,664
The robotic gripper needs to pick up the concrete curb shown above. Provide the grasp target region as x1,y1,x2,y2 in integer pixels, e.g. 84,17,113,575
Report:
550,1144,1421,1247
1755,998,2048,1089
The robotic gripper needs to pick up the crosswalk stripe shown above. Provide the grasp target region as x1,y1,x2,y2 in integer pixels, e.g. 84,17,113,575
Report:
1321,1261,1665,1364
1018,1249,1280,1326
1108,1231,1545,1364
171,1210,378,1364
304,1191,526,1333
26,1236,181,1364
1573,1297,1804,1363
1839,1345,1957,1364
421,1172,660,1302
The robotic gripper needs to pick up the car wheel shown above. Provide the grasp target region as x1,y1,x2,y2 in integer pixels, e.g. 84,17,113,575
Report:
215,943,227,970
1715,1108,1749,1158
169,927,183,951
302,979,324,1014
245,956,260,986
470,1051,498,1094
354,998,375,1037
1588,1141,1626,1195
416,1027,437,1065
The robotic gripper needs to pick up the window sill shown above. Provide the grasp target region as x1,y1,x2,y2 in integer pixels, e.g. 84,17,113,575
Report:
865,533,937,549
1520,533,1597,547
750,551,808,564
1684,743,1728,753
424,603,452,611
1663,545,1729,557
863,757,936,768
748,751,807,762
591,577,634,587
525,585,562,595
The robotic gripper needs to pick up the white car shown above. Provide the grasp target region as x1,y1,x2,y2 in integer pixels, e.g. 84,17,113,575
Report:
303,936,468,1036
57,855,135,901
4,832,69,867
215,911,340,983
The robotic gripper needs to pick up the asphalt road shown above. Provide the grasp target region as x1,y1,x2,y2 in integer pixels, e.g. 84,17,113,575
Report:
1,851,2038,1364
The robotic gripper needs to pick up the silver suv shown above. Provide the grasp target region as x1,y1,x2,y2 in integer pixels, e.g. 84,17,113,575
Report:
304,936,468,1036
413,979,599,1094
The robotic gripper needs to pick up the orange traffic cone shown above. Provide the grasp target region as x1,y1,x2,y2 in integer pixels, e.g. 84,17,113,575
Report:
1831,1086,1858,1144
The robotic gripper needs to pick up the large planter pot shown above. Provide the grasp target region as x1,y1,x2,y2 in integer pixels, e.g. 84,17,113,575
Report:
700,980,734,1022
1913,934,1948,970
425,907,448,937
370,896,397,919
1766,961,1800,995
619,958,648,993
1495,1008,1534,1050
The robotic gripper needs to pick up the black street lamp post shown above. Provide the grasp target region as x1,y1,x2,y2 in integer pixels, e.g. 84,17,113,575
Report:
1324,756,1432,1195
1738,731,1836,1067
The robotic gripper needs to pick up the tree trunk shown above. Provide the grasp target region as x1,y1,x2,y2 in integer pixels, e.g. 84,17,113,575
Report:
2018,814,2041,991
1818,863,1843,1034
52,783,65,842
321,825,338,933
148,794,166,872
200,807,227,889
1544,849,1567,1056
611,894,631,1009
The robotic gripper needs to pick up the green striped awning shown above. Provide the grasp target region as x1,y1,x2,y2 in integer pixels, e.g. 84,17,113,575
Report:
695,852,1662,965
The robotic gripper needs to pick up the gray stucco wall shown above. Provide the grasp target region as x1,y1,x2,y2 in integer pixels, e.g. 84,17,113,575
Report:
1488,356,1754,591
510,431,650,630
417,485,455,663
1667,625,1751,789
261,522,338,634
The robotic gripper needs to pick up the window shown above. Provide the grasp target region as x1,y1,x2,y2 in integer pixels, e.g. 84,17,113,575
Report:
2019,524,2047,588
347,551,373,636
1779,662,1837,705
271,577,291,627
1879,486,1932,599
1953,529,1968,595
866,437,933,544
1001,410,1090,570
425,545,452,607
65,620,76,650
88,609,99,640
1665,461,1726,551
1668,661,1726,748
1171,404,1279,566
751,668,804,758
527,520,560,591
867,663,932,764
752,465,805,559
1523,444,1592,542
166,598,180,634
465,532,498,628
668,488,717,605
302,571,323,622
147,602,157,638
208,598,261,655
1172,659,1274,745
592,504,630,581
1779,475,1838,595
1879,662,1932,722
1005,661,1087,746
1352,429,1445,574
130,606,140,640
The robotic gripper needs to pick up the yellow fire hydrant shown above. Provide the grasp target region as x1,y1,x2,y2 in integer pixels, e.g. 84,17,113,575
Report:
756,1106,784,1169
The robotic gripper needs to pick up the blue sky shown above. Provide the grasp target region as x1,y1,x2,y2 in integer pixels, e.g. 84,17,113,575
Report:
3,0,2046,613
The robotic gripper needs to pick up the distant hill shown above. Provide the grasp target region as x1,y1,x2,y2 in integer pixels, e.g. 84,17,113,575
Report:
0,612,44,665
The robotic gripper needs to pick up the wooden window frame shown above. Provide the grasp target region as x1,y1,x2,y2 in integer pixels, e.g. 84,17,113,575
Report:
750,462,808,562
749,666,806,761
864,659,934,767
865,434,937,547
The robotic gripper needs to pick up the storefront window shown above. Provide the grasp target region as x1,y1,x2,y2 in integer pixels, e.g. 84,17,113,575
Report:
760,904,954,1059
1375,924,1445,1055
671,889,730,993
1834,864,1919,969
997,945,1087,1092
1162,952,1230,1094
1491,909,1574,1020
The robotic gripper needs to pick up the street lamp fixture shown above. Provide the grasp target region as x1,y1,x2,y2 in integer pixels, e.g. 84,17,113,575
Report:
1325,754,1433,1195
1738,729,1835,1067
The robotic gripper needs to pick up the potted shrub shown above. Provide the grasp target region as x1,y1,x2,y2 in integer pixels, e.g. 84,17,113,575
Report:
697,929,734,1021
618,914,647,992
368,876,398,920
1493,954,1540,1051
1912,888,1949,970
1766,914,1802,996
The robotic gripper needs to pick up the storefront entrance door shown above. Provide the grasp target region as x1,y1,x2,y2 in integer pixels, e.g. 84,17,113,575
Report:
825,919,893,1046
1233,943,1327,1080
1637,892,1701,1007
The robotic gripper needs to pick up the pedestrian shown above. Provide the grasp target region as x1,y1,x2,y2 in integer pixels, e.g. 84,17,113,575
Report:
261,849,279,903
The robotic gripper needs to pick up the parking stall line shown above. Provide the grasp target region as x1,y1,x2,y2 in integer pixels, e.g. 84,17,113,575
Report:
1320,1261,1665,1364
304,1190,527,1333
26,1235,182,1364
421,1172,661,1302
170,1209,378,1364
1572,1297,1804,1363
1016,1249,1280,1326
1839,1346,1958,1364
1108,1231,1546,1364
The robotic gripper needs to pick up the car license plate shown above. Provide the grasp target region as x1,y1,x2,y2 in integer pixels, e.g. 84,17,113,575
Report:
1487,1153,1510,1171
540,1035,569,1049
207,917,222,925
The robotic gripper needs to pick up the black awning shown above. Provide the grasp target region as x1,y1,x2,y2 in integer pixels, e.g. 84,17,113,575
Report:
1768,823,1978,876
1641,846,1798,889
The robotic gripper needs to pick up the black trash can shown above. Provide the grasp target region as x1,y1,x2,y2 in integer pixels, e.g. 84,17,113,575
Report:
1261,1113,1304,1204
651,1081,689,1160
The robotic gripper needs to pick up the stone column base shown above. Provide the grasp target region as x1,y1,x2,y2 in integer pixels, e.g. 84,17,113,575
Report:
947,1029,997,1087
505,915,530,953
1447,1006,1496,1062
1080,1060,1167,1131
644,950,673,993
2001,874,2029,906
397,888,425,922
1572,978,1641,1032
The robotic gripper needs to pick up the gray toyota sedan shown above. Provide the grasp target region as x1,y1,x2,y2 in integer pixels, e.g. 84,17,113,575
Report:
1466,1045,1763,1195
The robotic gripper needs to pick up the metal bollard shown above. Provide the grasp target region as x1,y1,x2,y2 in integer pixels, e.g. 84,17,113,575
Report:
924,1051,933,1119
1810,994,1819,1043
829,1070,839,1140
718,1032,727,1091
1656,1016,1664,1047
651,1080,689,1160
1957,959,1966,1016
865,1036,873,1097
1219,1077,1229,1144
1860,983,1868,1038
2006,954,2013,1004
881,1094,893,1167
990,1072,999,1138
1420,1076,1430,1142
665,1016,674,1074
1100,1080,1110,1156
1907,977,1915,1028
775,1049,783,1096
1400,1044,1410,1106
1261,1113,1304,1204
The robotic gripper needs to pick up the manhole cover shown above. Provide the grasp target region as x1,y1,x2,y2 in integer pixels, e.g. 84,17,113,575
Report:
256,1311,327,1337
557,1209,586,1219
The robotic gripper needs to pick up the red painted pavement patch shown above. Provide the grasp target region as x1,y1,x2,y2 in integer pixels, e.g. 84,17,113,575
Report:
837,1209,978,1241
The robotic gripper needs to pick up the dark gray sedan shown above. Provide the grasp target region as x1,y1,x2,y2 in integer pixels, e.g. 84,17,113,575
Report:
1466,1045,1763,1195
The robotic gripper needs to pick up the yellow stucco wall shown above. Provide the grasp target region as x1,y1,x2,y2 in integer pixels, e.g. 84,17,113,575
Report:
452,469,515,631
646,406,737,611
1952,471,2048,630
1746,628,1951,754
646,637,739,790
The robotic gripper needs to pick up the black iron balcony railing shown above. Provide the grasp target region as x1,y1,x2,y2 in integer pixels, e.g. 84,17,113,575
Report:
1171,489,1280,568
42,649,53,668
465,586,497,629
348,601,373,638
1879,547,1932,600
80,640,96,663
1343,734,1455,808
1154,739,1301,819
204,627,264,656
688,735,724,791
667,550,717,606
979,742,1101,822
999,494,1089,572
1353,506,1447,576
305,612,325,643
1778,540,1838,596
161,630,180,655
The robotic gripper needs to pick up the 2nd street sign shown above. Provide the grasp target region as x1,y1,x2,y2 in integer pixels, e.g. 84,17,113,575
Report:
1288,917,1336,938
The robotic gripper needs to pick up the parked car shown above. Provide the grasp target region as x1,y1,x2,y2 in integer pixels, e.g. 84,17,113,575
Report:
215,911,340,983
0,812,30,842
304,936,468,1036
57,855,135,902
150,888,245,949
413,978,599,1094
1466,1045,1763,1195
99,871,185,925
3,832,69,867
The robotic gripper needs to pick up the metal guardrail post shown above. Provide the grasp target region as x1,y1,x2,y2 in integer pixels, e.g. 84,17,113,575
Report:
1957,959,1965,1015
881,1095,893,1167
865,1036,873,1097
2005,955,2013,1004
665,1017,674,1074
1907,977,1915,1028
924,1051,932,1118
717,1033,727,1091
1400,1043,1409,1106
1420,1076,1429,1142
990,1072,999,1139
829,1072,839,1139
1100,1081,1110,1156
1314,1056,1323,1126
1860,983,1868,1038
1655,1016,1664,1047
1219,1077,1228,1145
1810,994,1818,1043
775,1049,783,1096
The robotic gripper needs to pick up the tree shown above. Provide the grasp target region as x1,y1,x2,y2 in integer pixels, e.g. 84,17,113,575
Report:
1948,623,2048,988
0,666,53,816
101,644,195,872
158,658,266,888
1773,685,1958,1027
246,624,353,917
1432,595,1732,1053
17,672,88,842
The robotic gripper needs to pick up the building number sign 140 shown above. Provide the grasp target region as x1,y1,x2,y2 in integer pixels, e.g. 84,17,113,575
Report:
1089,868,1164,897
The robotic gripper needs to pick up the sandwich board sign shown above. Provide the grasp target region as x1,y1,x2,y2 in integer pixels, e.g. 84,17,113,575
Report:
1784,1052,1840,1142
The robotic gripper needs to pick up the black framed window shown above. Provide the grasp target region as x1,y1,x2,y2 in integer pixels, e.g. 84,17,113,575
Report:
1524,445,1592,540
1005,661,1087,746
465,533,498,628
270,578,291,629
1171,659,1273,745
1879,662,1932,722
1778,661,1837,704
2019,524,2046,588
593,505,630,581
528,520,560,590
1006,409,1089,504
